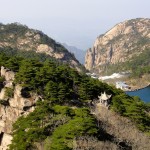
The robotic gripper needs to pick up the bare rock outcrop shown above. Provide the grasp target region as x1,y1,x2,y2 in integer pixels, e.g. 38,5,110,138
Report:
0,67,39,150
37,44,54,56
0,23,83,72
85,18,150,73
1,66,15,82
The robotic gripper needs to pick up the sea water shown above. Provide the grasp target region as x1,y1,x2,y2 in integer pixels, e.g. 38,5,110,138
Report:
126,86,150,103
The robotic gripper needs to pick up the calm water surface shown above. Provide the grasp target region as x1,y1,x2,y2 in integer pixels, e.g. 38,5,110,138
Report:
126,86,150,103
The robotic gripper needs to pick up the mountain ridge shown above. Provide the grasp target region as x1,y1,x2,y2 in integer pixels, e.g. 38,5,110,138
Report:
0,22,83,72
85,18,150,74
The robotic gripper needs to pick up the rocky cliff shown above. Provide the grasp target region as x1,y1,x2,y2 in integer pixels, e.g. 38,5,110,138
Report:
85,18,150,73
0,23,83,72
0,66,40,150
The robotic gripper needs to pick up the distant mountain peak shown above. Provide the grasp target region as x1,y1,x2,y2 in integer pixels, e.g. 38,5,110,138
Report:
62,43,86,64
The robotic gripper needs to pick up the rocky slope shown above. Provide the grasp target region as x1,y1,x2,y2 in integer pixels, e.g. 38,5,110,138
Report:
0,23,83,71
85,18,150,74
0,66,40,149
93,105,150,150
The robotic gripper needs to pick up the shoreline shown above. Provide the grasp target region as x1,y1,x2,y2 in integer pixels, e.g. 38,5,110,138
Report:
125,84,150,92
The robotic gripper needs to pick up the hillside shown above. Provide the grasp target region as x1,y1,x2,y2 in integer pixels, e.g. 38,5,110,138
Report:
62,43,86,64
0,23,84,72
0,53,150,150
85,18,150,77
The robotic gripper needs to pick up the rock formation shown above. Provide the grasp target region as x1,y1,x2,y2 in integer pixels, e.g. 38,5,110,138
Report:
85,18,150,73
0,66,39,149
0,23,83,72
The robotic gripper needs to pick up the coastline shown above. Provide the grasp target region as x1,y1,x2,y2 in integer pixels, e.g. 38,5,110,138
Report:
125,84,150,103
125,84,150,92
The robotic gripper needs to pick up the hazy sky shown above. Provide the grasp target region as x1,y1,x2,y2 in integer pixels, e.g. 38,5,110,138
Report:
0,0,150,49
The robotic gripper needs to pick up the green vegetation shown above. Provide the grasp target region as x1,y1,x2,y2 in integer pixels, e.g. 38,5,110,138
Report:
4,55,106,103
9,102,98,150
0,47,55,68
111,94,150,134
46,108,97,150
5,87,14,98
0,52,108,149
104,48,150,78
0,22,72,54
0,23,28,40
0,45,85,72
0,51,149,149
0,22,84,71
129,48,150,77
0,76,5,83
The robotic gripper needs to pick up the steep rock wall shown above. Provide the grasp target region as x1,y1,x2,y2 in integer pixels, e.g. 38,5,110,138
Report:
0,66,39,150
85,18,150,73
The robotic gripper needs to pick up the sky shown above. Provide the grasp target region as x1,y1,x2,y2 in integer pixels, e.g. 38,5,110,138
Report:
0,0,150,50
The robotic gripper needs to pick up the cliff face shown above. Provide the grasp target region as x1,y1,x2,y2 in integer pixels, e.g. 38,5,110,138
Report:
85,18,150,73
0,66,39,150
0,23,82,72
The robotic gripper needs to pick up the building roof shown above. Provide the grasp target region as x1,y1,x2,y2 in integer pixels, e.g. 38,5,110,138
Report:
116,81,129,87
99,92,111,101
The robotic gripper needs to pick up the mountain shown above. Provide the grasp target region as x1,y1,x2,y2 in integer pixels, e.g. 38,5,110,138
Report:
62,43,86,64
85,18,150,76
0,21,150,150
0,23,83,72
0,53,150,149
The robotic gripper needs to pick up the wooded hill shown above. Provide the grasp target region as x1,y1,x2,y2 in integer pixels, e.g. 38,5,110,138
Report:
0,51,150,150
0,23,84,71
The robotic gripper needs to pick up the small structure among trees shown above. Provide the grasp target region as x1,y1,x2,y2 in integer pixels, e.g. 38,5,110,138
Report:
116,82,130,91
98,92,111,108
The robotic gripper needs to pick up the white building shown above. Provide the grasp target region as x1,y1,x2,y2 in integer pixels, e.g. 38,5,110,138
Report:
98,92,112,107
116,82,129,90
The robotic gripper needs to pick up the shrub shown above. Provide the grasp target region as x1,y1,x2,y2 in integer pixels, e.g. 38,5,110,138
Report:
5,87,14,98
